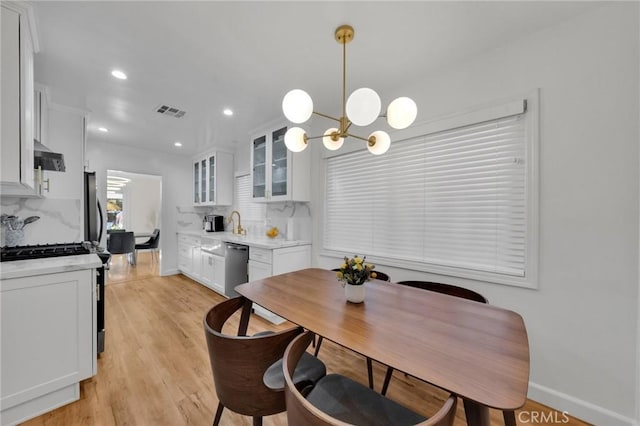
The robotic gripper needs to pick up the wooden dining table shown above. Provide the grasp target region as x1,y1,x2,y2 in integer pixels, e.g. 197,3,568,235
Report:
235,268,530,426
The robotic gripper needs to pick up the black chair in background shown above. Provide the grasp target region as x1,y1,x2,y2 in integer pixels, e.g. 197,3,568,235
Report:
107,231,136,265
135,228,160,263
313,268,392,390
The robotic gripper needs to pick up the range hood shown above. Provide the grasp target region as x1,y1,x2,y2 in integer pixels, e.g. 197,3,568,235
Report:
34,140,66,172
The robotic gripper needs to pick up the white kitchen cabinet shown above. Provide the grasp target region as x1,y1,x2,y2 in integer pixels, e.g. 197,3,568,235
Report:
1,268,96,425
212,254,226,294
1,2,38,197
177,234,201,278
38,106,87,199
193,150,233,206
248,244,311,324
33,84,49,146
251,123,311,202
201,251,225,295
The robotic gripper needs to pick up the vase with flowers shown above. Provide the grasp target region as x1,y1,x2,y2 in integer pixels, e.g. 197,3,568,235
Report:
336,255,375,303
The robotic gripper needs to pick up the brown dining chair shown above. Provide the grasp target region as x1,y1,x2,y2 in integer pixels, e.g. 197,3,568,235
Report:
313,268,392,390
383,281,516,426
284,331,458,426
203,297,326,426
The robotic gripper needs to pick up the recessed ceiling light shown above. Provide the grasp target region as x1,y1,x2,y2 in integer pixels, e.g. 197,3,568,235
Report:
174,142,183,147
111,70,127,80
98,127,109,132
223,108,233,116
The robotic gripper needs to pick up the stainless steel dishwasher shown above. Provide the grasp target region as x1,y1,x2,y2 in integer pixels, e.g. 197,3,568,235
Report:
224,243,249,297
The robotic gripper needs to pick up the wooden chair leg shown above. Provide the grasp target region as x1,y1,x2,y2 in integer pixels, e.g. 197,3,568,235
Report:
366,357,374,389
503,410,516,426
213,402,224,426
381,366,394,395
253,416,263,426
314,336,324,357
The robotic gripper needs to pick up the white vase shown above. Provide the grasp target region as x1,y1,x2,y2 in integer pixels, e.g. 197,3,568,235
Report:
344,283,365,303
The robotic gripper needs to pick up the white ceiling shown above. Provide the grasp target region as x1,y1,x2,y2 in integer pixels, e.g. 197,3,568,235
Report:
32,1,599,157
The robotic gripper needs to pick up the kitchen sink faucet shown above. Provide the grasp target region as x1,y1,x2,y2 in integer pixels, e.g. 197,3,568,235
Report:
229,210,245,235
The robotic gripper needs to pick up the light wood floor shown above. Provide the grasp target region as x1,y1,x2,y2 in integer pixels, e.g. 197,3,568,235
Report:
24,252,591,426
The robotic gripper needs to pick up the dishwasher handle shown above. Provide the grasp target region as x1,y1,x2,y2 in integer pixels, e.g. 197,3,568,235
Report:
226,244,248,251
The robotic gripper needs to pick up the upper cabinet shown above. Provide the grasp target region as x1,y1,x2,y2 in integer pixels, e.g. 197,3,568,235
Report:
193,150,233,206
251,123,310,202
1,2,37,196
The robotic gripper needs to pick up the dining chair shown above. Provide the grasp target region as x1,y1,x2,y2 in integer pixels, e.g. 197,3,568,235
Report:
313,268,392,390
106,231,136,265
284,331,458,426
384,281,516,426
134,228,160,263
203,297,326,426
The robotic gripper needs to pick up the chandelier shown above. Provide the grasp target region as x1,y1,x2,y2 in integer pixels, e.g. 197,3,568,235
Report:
282,25,417,155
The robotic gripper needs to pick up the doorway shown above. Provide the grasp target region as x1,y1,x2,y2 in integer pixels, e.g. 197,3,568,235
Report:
106,170,162,282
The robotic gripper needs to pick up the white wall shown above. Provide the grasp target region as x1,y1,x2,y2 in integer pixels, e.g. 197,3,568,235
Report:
310,4,638,425
119,173,161,234
86,140,192,276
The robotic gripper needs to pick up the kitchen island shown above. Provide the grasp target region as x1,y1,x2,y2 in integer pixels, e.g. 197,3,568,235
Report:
0,254,101,426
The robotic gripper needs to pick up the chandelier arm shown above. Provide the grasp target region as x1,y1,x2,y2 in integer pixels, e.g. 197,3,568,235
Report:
344,120,353,132
344,132,370,142
304,134,329,141
312,111,341,122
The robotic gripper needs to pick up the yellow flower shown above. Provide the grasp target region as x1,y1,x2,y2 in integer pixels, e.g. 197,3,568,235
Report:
336,271,343,279
370,272,377,279
340,263,347,269
355,263,363,271
365,263,373,269
354,257,363,264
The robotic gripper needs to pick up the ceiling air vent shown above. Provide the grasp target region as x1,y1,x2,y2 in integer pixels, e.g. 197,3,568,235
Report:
155,104,186,118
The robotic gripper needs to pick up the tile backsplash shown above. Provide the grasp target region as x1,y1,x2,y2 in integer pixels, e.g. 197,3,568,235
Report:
176,201,311,241
1,198,82,246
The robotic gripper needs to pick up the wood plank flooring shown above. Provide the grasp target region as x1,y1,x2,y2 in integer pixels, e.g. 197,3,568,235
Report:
23,253,591,425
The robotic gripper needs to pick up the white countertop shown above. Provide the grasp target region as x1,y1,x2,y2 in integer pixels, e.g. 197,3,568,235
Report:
177,230,311,249
0,254,103,280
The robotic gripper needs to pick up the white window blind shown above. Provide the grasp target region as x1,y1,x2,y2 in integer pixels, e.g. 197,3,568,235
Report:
324,111,531,282
235,175,266,221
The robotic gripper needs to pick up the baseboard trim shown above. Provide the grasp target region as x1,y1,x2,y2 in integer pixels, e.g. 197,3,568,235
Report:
528,382,637,426
160,269,179,277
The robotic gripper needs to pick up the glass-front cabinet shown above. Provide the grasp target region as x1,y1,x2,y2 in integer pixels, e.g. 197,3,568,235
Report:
192,150,233,206
270,127,288,198
252,136,267,199
250,123,310,202
193,161,200,204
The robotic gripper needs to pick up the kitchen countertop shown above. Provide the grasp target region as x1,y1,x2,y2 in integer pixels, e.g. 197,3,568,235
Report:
177,230,311,249
0,254,103,280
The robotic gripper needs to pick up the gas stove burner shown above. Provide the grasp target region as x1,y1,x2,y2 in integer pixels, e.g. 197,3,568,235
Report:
0,242,92,262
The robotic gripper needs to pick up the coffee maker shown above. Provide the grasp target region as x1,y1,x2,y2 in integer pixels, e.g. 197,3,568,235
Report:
203,215,224,232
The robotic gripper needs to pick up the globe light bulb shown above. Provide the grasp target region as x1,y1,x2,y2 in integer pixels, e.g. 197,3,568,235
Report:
387,97,417,129
346,88,381,126
284,127,308,152
322,128,344,151
282,89,313,124
367,130,391,155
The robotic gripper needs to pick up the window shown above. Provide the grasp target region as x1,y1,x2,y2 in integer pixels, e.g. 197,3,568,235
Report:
323,96,538,288
106,194,124,230
235,174,266,222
